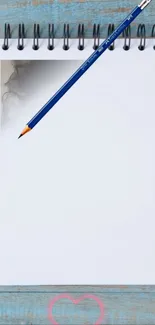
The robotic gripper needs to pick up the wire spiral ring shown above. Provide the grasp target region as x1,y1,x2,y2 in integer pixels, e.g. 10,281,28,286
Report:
1,23,155,51
63,24,70,50
137,24,146,51
32,24,40,50
107,24,115,50
93,24,100,50
48,24,54,50
2,23,11,50
78,24,85,50
152,24,155,50
123,26,131,50
17,24,25,50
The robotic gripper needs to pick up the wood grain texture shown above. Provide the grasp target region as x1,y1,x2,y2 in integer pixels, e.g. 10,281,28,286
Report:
0,0,154,38
0,285,155,324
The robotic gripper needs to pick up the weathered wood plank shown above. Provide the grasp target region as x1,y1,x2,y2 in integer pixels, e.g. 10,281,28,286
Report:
0,0,154,38
0,286,155,324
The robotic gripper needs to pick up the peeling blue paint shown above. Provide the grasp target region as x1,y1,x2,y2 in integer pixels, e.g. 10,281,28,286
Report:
0,287,155,324
0,0,154,37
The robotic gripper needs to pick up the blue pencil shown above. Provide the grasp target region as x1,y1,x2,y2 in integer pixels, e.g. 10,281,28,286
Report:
18,0,151,138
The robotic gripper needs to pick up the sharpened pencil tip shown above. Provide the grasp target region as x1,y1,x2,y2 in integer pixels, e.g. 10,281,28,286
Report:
18,125,32,138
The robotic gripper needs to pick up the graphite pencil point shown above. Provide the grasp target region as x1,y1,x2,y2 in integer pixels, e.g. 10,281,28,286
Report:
18,125,32,138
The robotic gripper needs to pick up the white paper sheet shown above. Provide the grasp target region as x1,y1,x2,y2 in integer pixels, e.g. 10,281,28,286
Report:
0,47,155,285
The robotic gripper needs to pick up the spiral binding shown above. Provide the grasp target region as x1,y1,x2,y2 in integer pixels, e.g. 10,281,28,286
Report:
63,24,70,50
108,24,115,50
2,23,155,51
152,24,155,50
32,24,40,50
137,24,146,50
78,24,85,51
93,24,100,50
48,23,54,50
123,26,131,51
2,23,11,50
17,23,25,50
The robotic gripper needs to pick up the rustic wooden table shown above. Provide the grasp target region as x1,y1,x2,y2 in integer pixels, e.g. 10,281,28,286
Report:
0,285,155,324
0,1,154,324
0,0,154,38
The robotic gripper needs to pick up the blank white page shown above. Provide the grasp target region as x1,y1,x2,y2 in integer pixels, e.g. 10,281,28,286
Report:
0,47,155,285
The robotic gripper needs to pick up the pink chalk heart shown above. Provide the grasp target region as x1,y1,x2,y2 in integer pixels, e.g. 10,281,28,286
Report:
48,293,104,325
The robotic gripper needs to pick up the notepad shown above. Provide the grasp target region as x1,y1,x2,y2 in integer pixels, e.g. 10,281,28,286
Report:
0,47,155,285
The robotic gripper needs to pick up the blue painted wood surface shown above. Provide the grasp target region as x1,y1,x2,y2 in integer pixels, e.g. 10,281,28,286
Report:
0,0,154,38
0,286,155,324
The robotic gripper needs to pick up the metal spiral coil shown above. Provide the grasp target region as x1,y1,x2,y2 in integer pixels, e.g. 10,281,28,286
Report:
32,24,40,50
2,23,11,50
48,23,55,50
17,24,25,50
63,24,70,50
151,24,155,50
107,24,115,50
1,23,154,50
123,26,131,51
93,24,100,50
137,24,146,50
78,24,85,50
